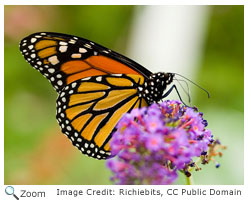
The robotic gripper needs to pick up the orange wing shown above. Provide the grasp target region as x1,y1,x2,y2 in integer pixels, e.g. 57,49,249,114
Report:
19,32,153,160
56,74,148,159
19,32,152,92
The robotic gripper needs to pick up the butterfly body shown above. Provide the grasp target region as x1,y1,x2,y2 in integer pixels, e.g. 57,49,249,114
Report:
20,32,174,159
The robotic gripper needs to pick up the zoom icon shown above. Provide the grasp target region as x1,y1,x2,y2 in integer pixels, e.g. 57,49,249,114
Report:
5,186,19,200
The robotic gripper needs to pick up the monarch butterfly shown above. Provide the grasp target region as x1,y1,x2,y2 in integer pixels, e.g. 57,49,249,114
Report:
19,32,208,160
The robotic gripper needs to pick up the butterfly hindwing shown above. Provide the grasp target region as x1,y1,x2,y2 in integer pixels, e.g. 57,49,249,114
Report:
19,32,152,93
56,74,148,159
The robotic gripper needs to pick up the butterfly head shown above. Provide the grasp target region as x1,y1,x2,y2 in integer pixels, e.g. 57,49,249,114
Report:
140,72,174,104
164,72,175,85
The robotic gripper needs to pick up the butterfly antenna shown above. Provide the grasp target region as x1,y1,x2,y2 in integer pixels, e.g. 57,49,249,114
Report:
173,77,191,104
173,73,210,98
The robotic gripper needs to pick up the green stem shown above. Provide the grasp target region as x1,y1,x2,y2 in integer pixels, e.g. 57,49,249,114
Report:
186,175,193,185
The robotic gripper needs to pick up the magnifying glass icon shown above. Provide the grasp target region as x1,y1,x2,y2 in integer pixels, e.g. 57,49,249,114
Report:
5,186,19,200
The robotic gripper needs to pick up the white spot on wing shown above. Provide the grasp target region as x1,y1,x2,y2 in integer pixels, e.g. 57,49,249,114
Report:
31,38,37,43
102,50,109,54
59,45,68,53
84,44,92,49
48,56,59,65
48,68,55,73
71,53,81,58
69,40,76,44
81,77,91,81
57,80,63,86
59,41,68,45
96,76,102,82
60,92,65,97
56,74,62,78
71,82,77,88
58,107,61,113
79,48,87,53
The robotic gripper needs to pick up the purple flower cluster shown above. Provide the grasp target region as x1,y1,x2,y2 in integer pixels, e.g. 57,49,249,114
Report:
106,100,215,185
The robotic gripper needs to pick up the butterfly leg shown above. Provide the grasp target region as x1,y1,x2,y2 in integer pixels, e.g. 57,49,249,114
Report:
162,84,190,107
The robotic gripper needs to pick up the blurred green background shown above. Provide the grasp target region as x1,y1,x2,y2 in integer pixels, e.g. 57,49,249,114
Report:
4,5,243,185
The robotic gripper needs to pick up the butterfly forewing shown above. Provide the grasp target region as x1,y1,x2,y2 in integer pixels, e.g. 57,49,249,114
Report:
56,74,148,159
19,32,151,93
